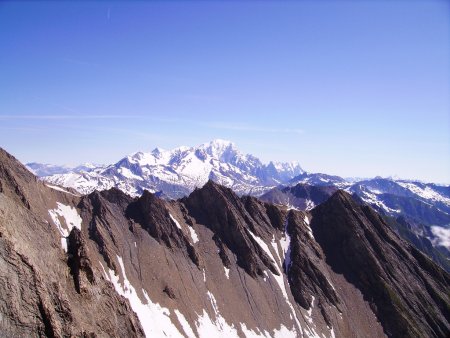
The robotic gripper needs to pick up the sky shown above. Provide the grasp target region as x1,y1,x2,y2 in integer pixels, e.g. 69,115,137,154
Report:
0,1,449,183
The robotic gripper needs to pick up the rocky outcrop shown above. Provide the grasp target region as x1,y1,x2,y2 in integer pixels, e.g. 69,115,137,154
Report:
286,211,340,318
0,148,144,337
260,183,337,210
182,181,279,277
67,227,95,294
311,190,450,338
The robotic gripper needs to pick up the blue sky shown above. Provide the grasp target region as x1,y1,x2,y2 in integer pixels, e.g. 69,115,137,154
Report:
0,1,449,182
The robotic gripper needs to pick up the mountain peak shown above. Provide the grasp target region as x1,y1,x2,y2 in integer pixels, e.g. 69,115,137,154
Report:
209,138,234,146
311,187,450,337
194,179,235,198
329,189,354,203
151,147,166,155
199,139,237,159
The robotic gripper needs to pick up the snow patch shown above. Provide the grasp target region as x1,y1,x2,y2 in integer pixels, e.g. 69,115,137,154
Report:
328,326,336,338
271,235,282,266
304,215,314,239
119,167,144,181
101,256,184,337
240,323,297,338
60,237,68,252
280,218,292,273
306,296,315,323
397,182,450,206
195,310,238,338
224,267,230,279
195,290,239,337
46,184,79,196
240,323,271,338
305,200,315,211
169,213,182,230
303,296,321,338
189,225,199,243
48,202,82,252
359,190,401,214
248,230,277,270
326,277,336,291
174,310,196,338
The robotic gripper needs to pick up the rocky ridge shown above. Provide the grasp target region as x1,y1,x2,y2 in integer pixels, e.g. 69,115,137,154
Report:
1,147,449,337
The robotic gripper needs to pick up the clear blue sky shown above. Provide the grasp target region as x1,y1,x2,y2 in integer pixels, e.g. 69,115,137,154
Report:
0,1,449,183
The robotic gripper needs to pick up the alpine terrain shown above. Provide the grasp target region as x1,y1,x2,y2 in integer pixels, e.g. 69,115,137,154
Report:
1,146,449,337
30,140,450,273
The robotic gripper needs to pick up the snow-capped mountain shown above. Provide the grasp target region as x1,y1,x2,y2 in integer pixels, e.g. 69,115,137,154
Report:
289,172,350,189
33,140,304,198
283,174,450,229
348,178,450,222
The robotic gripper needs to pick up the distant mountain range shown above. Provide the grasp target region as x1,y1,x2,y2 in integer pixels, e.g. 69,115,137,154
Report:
27,139,304,198
26,139,450,270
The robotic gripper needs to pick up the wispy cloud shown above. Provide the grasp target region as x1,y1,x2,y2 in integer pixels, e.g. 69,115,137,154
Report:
202,121,304,135
0,126,46,132
83,125,161,138
0,115,146,120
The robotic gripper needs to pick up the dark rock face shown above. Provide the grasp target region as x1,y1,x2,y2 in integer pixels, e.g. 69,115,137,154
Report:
127,190,201,267
0,147,449,338
384,215,450,272
67,227,95,294
0,148,144,337
260,183,337,210
286,211,340,316
311,191,450,338
182,181,279,277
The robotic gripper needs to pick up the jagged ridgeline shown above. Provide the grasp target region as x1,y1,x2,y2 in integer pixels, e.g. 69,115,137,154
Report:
0,147,449,338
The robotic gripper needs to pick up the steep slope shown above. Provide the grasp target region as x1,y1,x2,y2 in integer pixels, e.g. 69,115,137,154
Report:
349,178,450,258
384,215,450,272
311,191,450,338
40,140,303,198
0,148,144,337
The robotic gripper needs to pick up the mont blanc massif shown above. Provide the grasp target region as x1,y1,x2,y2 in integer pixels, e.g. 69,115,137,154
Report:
1,139,449,338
